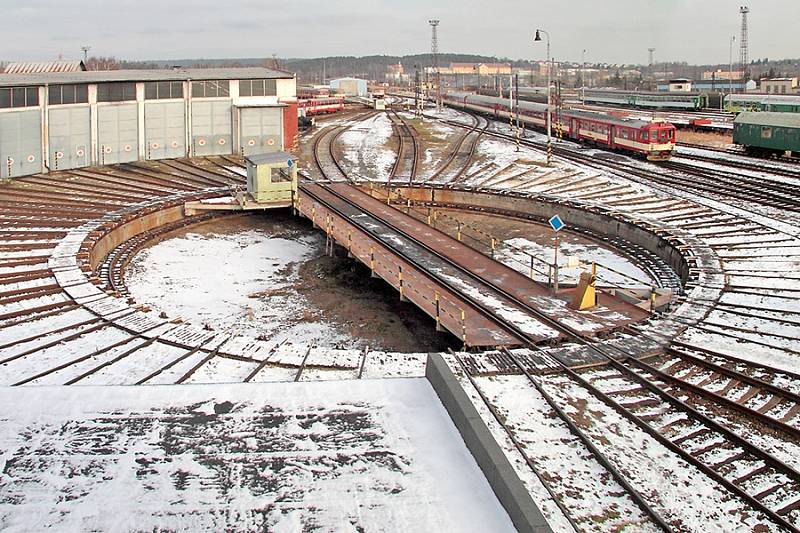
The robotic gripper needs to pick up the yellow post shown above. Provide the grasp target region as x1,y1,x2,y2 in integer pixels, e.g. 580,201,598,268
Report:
491,238,496,258
570,261,597,310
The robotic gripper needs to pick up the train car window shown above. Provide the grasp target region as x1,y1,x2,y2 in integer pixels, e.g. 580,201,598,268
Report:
642,131,649,141
761,127,773,139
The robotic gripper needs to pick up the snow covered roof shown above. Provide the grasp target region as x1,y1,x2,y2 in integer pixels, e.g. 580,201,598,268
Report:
734,111,800,128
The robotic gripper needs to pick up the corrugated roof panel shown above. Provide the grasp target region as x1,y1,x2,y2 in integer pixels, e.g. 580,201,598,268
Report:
0,67,294,87
3,60,86,74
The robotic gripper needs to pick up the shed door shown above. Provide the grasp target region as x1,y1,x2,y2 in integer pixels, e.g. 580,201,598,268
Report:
97,104,139,165
191,100,232,156
48,106,90,171
145,102,186,160
0,110,43,178
239,107,283,156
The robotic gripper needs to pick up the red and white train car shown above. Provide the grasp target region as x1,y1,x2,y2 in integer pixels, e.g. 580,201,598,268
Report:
297,97,345,116
444,92,676,161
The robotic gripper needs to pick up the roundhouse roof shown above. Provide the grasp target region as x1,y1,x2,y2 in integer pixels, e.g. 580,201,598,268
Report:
734,112,800,128
0,67,294,88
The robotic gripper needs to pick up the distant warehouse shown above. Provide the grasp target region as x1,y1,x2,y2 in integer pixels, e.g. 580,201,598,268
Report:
0,67,298,178
330,77,368,97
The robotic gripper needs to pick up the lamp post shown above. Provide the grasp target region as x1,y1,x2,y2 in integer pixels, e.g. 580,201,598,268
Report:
729,35,736,105
534,29,552,166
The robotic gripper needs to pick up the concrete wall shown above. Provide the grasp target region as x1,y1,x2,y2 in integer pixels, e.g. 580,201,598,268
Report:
426,353,553,533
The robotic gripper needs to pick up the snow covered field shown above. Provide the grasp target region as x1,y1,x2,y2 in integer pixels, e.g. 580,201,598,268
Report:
0,379,515,533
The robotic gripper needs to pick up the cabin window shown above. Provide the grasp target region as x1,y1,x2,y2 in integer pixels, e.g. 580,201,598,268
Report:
642,131,649,141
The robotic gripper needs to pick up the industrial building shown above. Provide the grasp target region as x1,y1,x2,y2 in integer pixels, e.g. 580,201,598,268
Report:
0,68,297,178
330,77,368,97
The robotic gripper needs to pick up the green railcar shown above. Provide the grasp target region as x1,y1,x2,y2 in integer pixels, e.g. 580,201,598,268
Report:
733,112,800,156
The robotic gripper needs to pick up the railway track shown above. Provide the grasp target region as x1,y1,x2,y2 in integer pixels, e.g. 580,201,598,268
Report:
439,110,800,225
387,110,419,182
300,173,799,526
310,111,381,183
0,102,797,528
427,113,489,183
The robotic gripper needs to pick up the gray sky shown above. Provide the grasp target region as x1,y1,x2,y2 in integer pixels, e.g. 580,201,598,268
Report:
2,0,798,65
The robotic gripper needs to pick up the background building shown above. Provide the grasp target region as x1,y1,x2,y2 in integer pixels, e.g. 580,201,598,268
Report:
330,77,368,97
761,77,799,94
0,68,297,178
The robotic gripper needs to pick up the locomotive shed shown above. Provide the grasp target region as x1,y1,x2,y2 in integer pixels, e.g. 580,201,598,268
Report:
1,73,800,533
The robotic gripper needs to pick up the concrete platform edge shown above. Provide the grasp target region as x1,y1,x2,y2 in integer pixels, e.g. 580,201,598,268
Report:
425,353,553,533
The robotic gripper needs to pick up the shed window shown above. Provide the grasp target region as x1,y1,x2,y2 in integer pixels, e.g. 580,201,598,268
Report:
97,82,136,102
191,80,230,98
0,86,39,108
48,84,89,105
239,79,277,97
144,81,183,100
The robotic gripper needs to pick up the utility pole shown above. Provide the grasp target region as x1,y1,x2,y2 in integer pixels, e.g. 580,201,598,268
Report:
729,35,736,102
534,29,552,166
429,20,441,113
648,47,655,67
515,73,521,151
414,65,423,117
80,45,91,64
739,6,750,80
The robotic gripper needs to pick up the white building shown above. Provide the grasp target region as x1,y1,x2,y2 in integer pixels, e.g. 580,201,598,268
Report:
0,68,297,178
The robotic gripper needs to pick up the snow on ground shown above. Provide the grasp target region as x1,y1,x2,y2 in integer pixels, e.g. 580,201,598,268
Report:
125,228,362,348
0,379,515,533
499,237,652,288
339,113,395,181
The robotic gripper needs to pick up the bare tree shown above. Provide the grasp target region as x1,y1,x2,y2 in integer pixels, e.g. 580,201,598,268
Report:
85,56,121,71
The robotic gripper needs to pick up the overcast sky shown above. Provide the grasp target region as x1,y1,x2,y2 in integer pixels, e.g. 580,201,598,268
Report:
2,0,798,65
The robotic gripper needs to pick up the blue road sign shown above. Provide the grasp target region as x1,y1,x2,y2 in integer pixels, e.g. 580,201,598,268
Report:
287,159,294,167
549,215,565,232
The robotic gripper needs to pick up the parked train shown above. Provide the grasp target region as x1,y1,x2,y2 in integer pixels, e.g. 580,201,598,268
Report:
733,112,800,158
297,97,345,116
724,94,800,114
580,89,708,111
444,92,677,161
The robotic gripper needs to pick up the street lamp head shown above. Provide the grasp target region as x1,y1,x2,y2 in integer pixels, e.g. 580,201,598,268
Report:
534,30,542,42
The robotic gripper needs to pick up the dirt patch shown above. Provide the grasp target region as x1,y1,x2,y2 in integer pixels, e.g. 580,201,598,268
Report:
296,247,459,353
677,129,733,148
